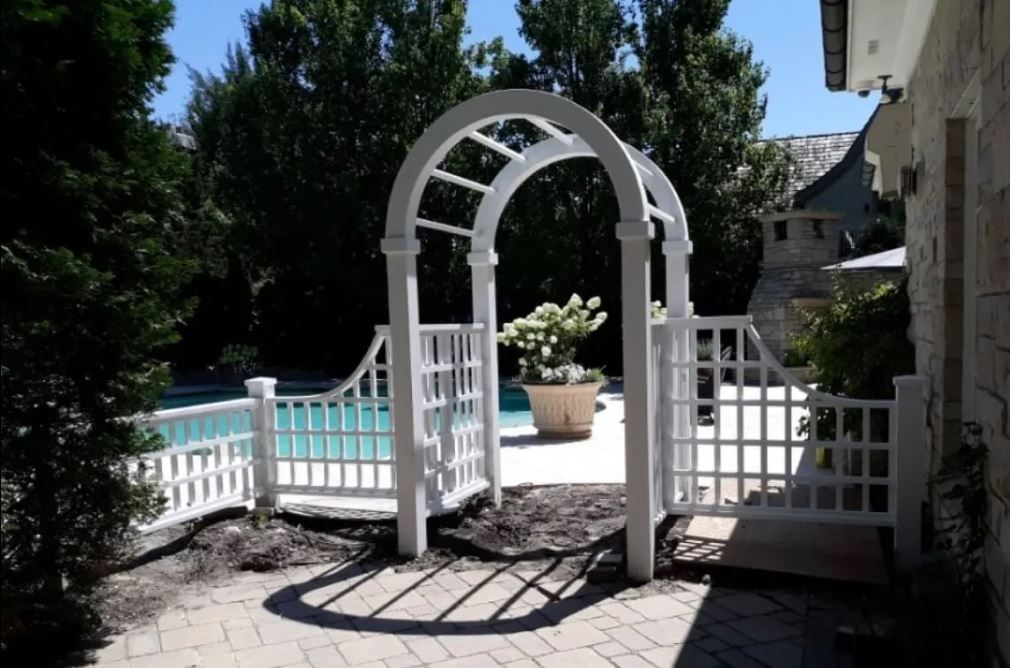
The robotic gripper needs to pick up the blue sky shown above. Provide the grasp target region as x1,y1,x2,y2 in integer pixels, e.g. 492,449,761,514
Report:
153,0,877,138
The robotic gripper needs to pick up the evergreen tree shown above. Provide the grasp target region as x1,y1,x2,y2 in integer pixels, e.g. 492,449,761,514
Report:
1,0,196,622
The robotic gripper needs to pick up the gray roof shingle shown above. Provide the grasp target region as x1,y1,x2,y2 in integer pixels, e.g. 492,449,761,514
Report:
762,131,861,203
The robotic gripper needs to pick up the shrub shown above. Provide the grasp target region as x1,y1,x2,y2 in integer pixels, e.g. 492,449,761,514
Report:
793,278,914,445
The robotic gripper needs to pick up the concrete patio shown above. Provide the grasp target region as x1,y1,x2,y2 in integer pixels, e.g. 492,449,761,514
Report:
91,558,869,668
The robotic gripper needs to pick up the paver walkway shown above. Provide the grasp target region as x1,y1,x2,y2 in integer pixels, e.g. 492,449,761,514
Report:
90,560,862,667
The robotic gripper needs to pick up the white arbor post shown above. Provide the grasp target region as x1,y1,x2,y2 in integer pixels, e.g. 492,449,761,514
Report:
470,251,502,506
662,241,692,509
245,376,278,509
618,220,656,582
382,238,428,557
893,375,928,567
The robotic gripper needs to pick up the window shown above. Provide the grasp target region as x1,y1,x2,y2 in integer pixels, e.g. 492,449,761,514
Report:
774,221,788,241
813,221,824,239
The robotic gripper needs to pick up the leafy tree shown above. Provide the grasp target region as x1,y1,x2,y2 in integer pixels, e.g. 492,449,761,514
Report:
487,0,791,366
1,0,196,629
183,0,791,375
186,0,488,373
634,0,792,314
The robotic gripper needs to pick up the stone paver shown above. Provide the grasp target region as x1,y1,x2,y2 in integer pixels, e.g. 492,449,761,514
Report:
126,631,161,657
537,647,613,667
90,562,866,667
338,634,409,664
160,622,225,651
234,641,304,668
717,592,782,616
536,620,610,651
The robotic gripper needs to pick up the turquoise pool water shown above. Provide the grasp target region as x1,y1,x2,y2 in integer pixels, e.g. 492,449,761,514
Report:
158,386,532,460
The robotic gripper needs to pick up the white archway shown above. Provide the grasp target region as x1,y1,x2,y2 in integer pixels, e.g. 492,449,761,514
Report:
381,90,692,581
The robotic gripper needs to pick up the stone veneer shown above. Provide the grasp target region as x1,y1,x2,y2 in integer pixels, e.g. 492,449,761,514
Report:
904,0,1009,662
746,210,842,359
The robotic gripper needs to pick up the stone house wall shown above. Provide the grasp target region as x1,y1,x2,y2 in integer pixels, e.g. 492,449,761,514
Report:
904,0,1009,661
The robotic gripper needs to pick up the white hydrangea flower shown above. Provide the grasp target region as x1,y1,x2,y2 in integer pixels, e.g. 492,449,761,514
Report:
526,333,535,340
568,293,583,307
596,311,608,323
541,346,551,357
549,335,558,344
535,306,544,315
518,357,527,366
536,332,545,340
587,296,601,309
562,319,576,330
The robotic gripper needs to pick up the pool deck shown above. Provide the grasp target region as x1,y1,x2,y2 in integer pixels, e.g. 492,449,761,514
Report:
499,386,628,486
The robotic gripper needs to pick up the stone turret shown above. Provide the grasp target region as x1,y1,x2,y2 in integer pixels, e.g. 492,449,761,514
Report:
747,210,843,358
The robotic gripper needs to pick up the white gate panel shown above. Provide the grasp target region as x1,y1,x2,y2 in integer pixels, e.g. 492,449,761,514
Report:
269,329,396,498
656,316,899,527
418,324,489,512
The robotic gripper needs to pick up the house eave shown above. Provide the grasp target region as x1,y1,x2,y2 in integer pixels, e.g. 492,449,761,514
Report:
819,0,938,94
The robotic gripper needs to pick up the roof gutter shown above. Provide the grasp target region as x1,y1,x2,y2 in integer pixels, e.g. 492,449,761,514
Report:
821,0,848,91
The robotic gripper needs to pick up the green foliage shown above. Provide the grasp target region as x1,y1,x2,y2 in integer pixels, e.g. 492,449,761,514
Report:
1,0,195,629
186,0,487,373
895,422,990,667
182,0,791,375
793,278,914,442
854,212,905,257
794,278,914,399
216,343,260,378
781,349,808,367
933,422,989,601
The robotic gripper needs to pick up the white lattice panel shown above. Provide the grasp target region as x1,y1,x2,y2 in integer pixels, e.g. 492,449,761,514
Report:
656,316,898,526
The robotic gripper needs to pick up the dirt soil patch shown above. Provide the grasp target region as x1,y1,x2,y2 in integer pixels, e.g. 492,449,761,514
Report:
92,484,699,633
88,484,716,639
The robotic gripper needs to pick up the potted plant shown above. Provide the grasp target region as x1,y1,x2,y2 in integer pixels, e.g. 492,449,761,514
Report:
497,294,607,439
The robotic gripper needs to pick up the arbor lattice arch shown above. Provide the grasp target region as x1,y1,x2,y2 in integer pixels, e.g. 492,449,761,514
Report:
381,89,692,581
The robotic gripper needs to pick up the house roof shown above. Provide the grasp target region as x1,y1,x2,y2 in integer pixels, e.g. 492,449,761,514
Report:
763,131,862,203
822,245,906,271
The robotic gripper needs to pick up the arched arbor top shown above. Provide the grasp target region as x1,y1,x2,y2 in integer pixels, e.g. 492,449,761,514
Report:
381,89,690,256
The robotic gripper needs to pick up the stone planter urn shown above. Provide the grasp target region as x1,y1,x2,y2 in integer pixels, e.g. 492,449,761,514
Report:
521,381,604,439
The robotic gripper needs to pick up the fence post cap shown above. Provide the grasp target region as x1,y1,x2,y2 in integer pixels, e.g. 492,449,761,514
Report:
245,377,278,396
467,251,499,266
615,220,655,240
893,375,928,387
662,240,693,255
381,237,421,255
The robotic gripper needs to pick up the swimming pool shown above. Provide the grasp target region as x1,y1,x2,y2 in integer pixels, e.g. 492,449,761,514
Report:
158,386,532,460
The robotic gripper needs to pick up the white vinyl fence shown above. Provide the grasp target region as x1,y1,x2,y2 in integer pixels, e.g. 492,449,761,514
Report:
652,315,926,563
136,399,257,532
135,324,489,532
